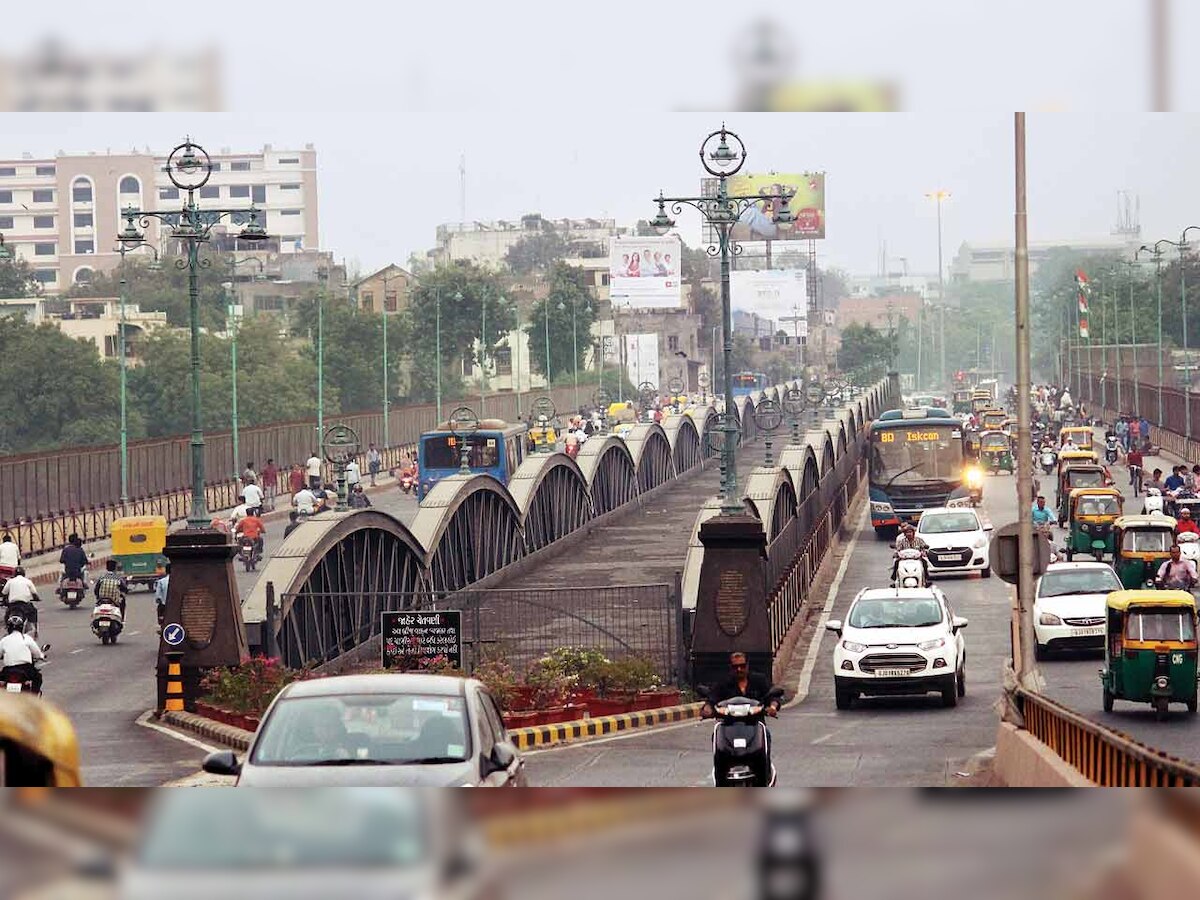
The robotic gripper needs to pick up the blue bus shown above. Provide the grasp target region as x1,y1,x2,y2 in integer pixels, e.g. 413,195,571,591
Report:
731,372,770,398
417,419,529,502
868,407,972,535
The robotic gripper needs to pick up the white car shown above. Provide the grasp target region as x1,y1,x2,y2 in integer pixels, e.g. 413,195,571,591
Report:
1033,561,1121,659
827,586,968,710
916,507,992,578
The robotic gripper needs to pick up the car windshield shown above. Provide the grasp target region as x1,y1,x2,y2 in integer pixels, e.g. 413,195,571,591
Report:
1121,529,1173,552
251,694,471,766
1125,609,1197,642
421,435,499,470
869,426,963,486
918,512,980,535
137,790,425,868
1038,568,1121,597
1076,496,1120,516
848,597,944,629
1067,471,1104,488
982,435,1007,448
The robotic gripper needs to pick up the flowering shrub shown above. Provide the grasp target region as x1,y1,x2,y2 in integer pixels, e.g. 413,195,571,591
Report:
200,657,322,716
578,655,663,695
473,659,519,709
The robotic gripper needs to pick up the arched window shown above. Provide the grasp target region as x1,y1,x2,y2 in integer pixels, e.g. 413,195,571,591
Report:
71,176,93,203
73,266,94,285
119,175,140,194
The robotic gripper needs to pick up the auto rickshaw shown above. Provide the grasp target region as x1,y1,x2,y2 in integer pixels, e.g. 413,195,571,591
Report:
1059,426,1094,450
964,428,982,459
952,389,972,415
1055,462,1109,524
971,393,991,415
1100,590,1198,719
0,693,83,786
981,408,1009,432
529,416,558,452
1064,487,1123,561
979,430,1014,474
110,515,168,590
1113,514,1178,588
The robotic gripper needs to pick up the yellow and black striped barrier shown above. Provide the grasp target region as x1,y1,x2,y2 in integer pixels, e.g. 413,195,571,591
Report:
507,702,704,751
163,650,185,713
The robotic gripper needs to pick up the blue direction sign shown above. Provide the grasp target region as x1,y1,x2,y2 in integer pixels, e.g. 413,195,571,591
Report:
163,623,186,646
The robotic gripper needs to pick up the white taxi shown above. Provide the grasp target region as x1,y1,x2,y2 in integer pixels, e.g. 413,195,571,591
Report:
915,507,992,578
1032,561,1121,659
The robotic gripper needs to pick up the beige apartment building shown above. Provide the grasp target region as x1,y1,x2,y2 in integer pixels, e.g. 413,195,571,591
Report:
0,295,167,361
353,264,416,314
0,144,319,294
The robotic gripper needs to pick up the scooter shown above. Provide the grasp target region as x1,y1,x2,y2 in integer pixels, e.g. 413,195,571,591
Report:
1178,532,1200,568
709,688,784,787
237,536,260,573
1144,488,1165,517
1040,447,1057,475
57,576,86,609
91,601,124,645
1104,439,1119,465
399,469,416,495
3,645,48,695
893,548,927,588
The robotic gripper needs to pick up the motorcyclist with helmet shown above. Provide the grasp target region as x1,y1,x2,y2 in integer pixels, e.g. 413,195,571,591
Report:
891,522,930,585
1,567,40,636
0,613,44,694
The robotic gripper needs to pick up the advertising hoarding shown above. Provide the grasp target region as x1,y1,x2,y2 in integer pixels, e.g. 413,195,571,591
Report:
609,235,683,310
731,269,808,333
623,333,660,391
702,172,825,243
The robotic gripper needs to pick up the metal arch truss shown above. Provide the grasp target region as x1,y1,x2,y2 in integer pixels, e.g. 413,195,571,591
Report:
429,487,523,595
634,430,673,494
667,418,702,474
521,462,592,555
586,442,639,516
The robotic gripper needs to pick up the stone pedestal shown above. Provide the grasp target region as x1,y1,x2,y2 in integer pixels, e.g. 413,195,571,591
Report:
156,529,249,711
691,514,771,690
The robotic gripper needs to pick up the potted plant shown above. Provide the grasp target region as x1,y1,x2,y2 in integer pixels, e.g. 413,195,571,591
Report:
198,656,320,730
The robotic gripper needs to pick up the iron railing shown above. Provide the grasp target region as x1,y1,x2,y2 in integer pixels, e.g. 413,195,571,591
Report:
1016,688,1200,786
274,585,683,685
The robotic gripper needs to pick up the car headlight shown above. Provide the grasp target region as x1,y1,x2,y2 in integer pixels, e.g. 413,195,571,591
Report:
947,496,971,508
917,637,945,651
965,467,983,487
1039,613,1062,626
841,639,867,653
870,501,893,514
972,535,987,548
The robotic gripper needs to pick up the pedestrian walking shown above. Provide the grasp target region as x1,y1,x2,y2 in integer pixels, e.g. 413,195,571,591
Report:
306,452,323,491
367,443,382,486
345,459,361,490
262,458,279,510
289,462,305,496
241,461,258,487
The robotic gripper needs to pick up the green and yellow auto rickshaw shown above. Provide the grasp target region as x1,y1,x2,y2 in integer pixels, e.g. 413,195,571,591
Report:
1112,514,1178,589
1059,425,1094,451
978,430,1014,475
1101,590,1198,720
1064,487,1123,561
110,515,168,590
971,392,991,415
981,408,1009,432
1055,462,1108,525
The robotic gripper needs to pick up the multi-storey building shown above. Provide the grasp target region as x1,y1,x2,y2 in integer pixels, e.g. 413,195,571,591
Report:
0,144,319,294
429,214,624,269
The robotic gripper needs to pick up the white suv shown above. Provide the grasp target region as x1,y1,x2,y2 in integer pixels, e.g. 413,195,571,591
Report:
916,507,992,578
827,587,968,710
1033,561,1121,659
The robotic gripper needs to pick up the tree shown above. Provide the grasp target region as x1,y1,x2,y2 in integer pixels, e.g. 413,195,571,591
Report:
68,255,230,331
402,263,511,404
836,322,896,381
0,255,40,299
525,262,596,387
504,229,570,276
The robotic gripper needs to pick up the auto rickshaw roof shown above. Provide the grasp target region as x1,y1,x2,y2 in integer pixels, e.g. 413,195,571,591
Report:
0,693,82,786
111,515,168,529
1068,486,1122,500
1114,514,1178,529
1060,450,1098,461
1106,590,1198,612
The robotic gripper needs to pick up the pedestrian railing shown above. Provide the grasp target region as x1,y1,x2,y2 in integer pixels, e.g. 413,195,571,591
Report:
1016,687,1200,786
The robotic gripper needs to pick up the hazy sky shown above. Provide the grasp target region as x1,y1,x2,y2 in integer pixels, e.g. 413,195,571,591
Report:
5,112,1199,280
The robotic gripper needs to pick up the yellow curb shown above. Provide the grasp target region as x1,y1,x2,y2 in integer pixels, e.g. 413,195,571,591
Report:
506,702,704,751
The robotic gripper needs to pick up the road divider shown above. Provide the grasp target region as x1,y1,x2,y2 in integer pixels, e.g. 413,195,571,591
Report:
508,703,704,750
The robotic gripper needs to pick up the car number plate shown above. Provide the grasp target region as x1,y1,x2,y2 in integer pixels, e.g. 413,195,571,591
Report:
1071,627,1103,637
875,668,911,677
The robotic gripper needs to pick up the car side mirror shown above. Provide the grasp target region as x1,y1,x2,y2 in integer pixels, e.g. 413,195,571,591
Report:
482,742,516,777
825,620,843,635
201,749,242,777
983,523,994,532
952,616,969,632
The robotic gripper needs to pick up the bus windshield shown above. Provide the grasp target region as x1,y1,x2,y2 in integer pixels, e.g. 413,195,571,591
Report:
421,435,499,470
870,425,962,488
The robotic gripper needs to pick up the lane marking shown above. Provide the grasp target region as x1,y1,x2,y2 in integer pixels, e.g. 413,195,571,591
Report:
69,648,85,654
135,710,221,755
128,630,141,636
785,503,868,709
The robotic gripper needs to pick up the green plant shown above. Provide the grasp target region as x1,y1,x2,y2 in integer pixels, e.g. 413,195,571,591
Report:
524,658,574,708
544,647,610,678
473,659,519,710
606,656,663,692
200,657,321,716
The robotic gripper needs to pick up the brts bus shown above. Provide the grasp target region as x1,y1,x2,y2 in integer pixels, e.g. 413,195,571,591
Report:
731,372,770,398
868,407,973,536
417,419,529,502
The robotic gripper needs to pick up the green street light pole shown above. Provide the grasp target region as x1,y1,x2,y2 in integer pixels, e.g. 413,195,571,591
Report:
1124,259,1139,416
316,267,326,441
480,286,488,418
380,268,402,446
1179,226,1200,438
649,126,797,514
119,137,270,528
225,255,265,478
1138,242,1170,425
571,292,580,411
113,240,160,513
508,299,522,419
544,294,552,389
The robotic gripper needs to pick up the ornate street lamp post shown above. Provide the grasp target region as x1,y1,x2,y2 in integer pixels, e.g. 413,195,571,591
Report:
114,239,161,513
648,125,796,513
1138,241,1172,426
119,137,270,528
225,255,265,479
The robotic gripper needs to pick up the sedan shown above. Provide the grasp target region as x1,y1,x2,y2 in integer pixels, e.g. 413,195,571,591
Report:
202,674,526,786
916,507,993,577
1033,561,1121,658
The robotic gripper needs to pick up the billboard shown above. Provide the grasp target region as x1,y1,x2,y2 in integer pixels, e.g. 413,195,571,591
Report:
623,333,660,391
609,235,683,310
702,172,825,243
731,269,808,332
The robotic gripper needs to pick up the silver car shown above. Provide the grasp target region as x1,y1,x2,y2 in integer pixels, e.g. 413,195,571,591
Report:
202,674,526,786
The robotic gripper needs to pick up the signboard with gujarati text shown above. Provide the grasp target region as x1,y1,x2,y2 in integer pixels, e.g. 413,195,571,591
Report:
381,610,463,670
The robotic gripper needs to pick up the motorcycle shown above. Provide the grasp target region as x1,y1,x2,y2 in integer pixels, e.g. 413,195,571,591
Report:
1144,488,1165,517
91,601,124,645
894,548,927,588
237,536,260,573
709,688,784,787
3,644,48,695
1040,448,1057,475
57,576,86,609
1104,439,1119,464
1178,532,1200,568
